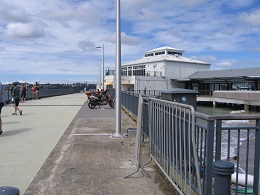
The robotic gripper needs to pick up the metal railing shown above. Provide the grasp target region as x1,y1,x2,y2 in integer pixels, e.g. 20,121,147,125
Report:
149,97,202,195
3,88,80,103
121,91,260,195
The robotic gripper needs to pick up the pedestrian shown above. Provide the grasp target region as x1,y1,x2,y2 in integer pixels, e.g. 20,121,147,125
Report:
32,84,37,99
20,83,27,102
12,82,22,115
10,82,14,103
85,82,91,92
0,81,5,135
144,86,147,95
35,82,40,99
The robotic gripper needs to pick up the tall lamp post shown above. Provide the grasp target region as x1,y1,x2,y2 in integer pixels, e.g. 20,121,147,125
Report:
97,64,101,89
111,0,124,138
96,44,104,90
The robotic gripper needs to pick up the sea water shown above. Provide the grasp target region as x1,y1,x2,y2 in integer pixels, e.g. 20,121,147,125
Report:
197,105,258,174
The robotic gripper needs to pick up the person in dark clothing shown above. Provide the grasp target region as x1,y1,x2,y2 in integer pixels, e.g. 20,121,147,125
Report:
85,82,91,92
10,83,14,103
0,81,5,134
35,82,40,99
12,82,22,115
20,83,27,102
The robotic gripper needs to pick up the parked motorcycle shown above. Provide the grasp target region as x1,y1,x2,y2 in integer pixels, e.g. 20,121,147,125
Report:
87,89,115,109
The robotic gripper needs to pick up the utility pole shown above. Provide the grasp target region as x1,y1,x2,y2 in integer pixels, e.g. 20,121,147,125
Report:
112,0,124,138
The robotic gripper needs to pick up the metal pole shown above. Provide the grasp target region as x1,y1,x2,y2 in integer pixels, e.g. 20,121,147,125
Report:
102,44,104,90
111,0,124,138
96,45,104,90
99,64,101,89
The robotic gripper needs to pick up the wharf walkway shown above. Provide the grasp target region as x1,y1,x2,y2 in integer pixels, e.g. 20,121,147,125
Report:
0,93,178,195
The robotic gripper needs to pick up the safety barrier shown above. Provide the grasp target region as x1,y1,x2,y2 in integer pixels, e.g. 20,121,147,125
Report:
121,91,260,195
3,88,80,102
124,95,151,178
196,113,260,195
149,97,202,195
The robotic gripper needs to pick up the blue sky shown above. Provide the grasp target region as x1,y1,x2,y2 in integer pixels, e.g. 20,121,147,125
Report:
0,0,260,84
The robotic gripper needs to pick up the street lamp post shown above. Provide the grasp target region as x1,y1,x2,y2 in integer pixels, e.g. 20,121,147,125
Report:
98,64,101,89
96,44,104,90
111,0,124,138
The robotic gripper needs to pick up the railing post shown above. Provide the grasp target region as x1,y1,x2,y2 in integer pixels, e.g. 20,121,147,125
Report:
212,160,234,195
215,119,222,160
204,119,215,195
254,119,260,194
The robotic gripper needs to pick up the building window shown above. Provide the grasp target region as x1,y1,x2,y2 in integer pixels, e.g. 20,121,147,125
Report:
128,67,132,76
145,53,154,57
155,51,165,56
167,51,182,56
192,83,198,91
133,65,145,76
122,67,127,76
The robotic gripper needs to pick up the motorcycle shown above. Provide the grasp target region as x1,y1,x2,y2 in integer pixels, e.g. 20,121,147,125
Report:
87,89,115,109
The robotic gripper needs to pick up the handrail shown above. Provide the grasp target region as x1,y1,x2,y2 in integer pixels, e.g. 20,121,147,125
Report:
120,91,260,195
3,88,80,103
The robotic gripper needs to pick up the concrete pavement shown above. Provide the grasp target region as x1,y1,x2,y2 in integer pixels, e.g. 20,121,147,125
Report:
1,93,179,195
0,93,86,194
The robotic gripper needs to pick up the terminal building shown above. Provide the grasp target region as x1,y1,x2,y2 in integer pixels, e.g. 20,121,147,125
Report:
104,46,260,95
186,67,260,95
104,46,210,92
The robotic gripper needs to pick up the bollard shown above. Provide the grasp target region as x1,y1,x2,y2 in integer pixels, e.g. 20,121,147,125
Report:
0,186,20,195
212,160,234,195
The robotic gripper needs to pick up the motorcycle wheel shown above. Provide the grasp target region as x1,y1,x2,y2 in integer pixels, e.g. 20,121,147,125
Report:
109,100,115,108
88,102,96,109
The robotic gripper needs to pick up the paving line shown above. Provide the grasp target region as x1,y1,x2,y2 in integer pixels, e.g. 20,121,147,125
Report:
72,133,112,136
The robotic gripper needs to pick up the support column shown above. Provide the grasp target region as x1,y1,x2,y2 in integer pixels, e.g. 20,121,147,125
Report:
244,104,249,112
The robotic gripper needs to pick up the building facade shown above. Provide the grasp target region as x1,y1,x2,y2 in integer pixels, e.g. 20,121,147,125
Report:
104,46,210,92
186,67,260,95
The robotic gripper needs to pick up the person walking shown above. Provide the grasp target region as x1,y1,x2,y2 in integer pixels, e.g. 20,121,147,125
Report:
35,82,40,99
10,83,14,103
12,82,22,115
32,84,37,100
20,83,27,102
0,81,5,135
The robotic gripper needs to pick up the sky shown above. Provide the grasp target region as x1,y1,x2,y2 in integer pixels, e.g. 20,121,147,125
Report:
0,0,260,84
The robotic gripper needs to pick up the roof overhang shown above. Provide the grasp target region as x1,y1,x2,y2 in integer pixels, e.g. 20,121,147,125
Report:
104,82,113,85
188,76,259,83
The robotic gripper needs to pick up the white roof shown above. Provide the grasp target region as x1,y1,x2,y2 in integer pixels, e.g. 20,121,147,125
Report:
145,46,185,54
123,53,210,66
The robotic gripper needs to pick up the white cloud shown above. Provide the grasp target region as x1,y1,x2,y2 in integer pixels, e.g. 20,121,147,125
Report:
191,55,217,63
0,0,259,83
0,47,5,52
226,0,254,9
0,2,31,23
107,32,140,46
171,0,207,6
239,9,260,27
39,2,102,26
77,41,96,51
216,60,236,67
5,23,45,39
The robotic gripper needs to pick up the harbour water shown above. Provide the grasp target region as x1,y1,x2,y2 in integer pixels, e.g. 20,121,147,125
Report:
197,105,258,175
197,104,259,115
